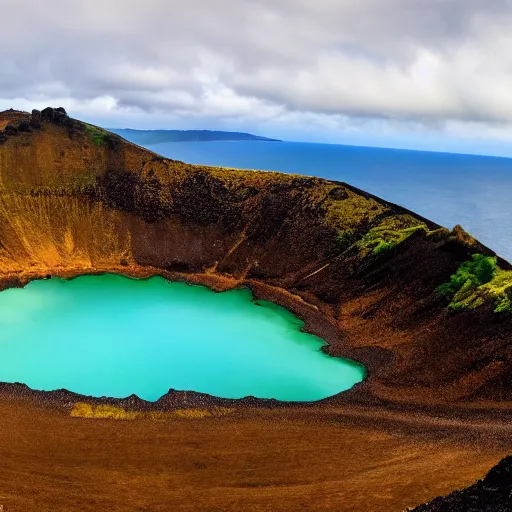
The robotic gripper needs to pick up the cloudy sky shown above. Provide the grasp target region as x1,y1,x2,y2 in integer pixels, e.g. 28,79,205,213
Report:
2,0,512,156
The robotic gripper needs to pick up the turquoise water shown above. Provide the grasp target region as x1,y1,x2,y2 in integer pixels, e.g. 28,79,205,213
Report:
144,140,512,261
0,274,364,401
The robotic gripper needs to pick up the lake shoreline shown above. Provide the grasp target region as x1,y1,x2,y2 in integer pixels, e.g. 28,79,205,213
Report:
1,264,512,423
0,272,365,402
0,265,370,409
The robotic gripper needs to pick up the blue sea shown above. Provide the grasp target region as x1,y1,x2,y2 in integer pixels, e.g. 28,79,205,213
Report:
145,140,512,262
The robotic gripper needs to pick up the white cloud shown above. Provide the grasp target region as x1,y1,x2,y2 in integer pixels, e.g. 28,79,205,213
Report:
2,0,512,152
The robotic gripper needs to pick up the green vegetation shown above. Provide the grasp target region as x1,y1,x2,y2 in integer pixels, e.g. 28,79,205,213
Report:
85,124,105,146
336,229,358,248
84,124,122,150
325,193,387,234
354,215,428,256
436,254,497,297
436,254,498,311
481,269,512,313
372,240,396,255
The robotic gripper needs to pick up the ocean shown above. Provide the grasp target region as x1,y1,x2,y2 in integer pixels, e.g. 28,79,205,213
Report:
144,140,512,262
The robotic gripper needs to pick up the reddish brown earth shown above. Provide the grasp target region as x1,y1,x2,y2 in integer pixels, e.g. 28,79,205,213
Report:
0,107,511,511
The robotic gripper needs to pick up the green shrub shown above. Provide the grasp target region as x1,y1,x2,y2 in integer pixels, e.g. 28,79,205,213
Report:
494,297,511,313
436,254,497,299
436,254,498,311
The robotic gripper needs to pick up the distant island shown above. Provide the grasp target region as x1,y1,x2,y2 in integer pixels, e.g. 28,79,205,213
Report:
110,128,281,145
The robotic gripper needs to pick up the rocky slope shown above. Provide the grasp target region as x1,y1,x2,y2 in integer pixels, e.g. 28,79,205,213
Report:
1,107,512,410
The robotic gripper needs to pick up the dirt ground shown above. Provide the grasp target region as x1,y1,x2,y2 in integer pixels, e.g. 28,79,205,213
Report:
0,396,508,512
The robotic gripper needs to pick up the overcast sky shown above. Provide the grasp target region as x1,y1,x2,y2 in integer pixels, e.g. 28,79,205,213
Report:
2,0,512,155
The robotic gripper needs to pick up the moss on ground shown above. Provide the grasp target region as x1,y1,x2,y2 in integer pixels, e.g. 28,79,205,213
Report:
336,228,359,248
324,188,387,233
70,402,234,420
353,214,428,256
84,124,121,149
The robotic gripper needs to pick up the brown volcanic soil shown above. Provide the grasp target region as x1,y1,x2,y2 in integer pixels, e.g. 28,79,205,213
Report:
0,107,511,511
0,394,510,512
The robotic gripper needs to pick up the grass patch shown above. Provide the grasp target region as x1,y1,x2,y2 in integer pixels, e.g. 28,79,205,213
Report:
324,190,387,233
85,124,105,146
84,124,122,150
70,402,234,420
372,240,396,255
353,215,428,256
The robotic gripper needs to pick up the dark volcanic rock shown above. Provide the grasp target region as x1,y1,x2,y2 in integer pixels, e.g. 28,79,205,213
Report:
42,106,67,118
30,109,42,129
329,186,349,200
41,106,57,121
102,132,122,150
100,169,139,212
412,457,512,511
41,106,69,125
171,171,243,231
4,123,19,136
18,120,31,132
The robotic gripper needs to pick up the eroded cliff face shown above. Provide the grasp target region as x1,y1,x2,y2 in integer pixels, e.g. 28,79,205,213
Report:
1,107,511,408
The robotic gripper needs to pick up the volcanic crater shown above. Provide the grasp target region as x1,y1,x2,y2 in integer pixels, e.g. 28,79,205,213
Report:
0,107,511,512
